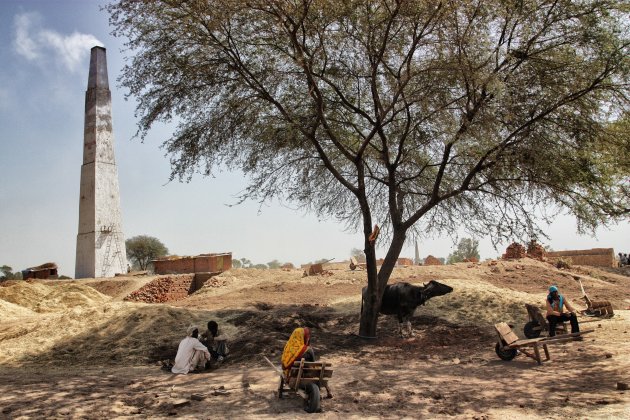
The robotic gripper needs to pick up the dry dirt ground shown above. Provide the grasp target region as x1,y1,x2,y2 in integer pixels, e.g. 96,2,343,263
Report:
1,259,629,419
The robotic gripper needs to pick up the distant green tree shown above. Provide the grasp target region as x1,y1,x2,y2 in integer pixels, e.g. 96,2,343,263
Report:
267,260,282,269
252,263,268,269
231,258,242,268
1,265,21,280
240,258,252,268
447,238,480,264
125,235,168,270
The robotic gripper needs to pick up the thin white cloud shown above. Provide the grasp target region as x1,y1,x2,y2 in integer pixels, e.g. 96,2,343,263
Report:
13,12,104,72
14,12,40,60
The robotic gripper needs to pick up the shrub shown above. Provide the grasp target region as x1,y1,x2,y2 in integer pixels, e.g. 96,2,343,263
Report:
555,257,572,269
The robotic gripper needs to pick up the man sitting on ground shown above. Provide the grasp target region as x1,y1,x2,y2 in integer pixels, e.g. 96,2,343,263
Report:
546,285,580,337
171,325,210,374
200,320,229,363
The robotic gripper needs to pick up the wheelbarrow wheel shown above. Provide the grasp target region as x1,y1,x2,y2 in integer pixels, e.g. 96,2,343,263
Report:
523,321,541,339
303,382,321,413
495,342,517,361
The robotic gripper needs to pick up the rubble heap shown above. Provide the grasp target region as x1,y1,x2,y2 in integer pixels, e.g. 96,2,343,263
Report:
502,242,526,259
124,274,196,303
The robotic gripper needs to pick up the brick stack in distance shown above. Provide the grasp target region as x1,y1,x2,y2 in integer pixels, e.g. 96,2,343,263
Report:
502,242,527,259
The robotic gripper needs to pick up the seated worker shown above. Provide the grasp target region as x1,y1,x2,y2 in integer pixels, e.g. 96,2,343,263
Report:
171,325,211,374
281,327,315,376
200,320,229,362
546,285,580,337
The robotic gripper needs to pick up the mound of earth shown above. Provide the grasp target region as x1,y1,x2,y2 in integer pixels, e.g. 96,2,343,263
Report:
0,259,628,418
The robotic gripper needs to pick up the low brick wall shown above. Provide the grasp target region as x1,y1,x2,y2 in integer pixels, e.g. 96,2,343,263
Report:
153,253,232,275
547,248,615,268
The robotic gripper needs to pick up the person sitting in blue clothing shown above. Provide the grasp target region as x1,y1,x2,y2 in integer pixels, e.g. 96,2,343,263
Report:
546,285,580,337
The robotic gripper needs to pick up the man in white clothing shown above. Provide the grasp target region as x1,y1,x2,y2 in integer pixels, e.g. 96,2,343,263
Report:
171,325,211,374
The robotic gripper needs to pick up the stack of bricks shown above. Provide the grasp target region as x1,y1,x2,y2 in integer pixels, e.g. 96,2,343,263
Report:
502,242,526,259
397,258,414,266
424,255,443,265
527,241,546,261
124,274,195,303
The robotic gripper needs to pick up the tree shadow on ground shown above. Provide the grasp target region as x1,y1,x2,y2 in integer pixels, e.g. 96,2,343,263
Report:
1,303,627,418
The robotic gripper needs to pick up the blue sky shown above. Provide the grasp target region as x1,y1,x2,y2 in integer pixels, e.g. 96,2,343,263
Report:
0,1,628,276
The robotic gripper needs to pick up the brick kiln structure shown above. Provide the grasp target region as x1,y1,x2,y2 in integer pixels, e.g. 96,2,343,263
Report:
152,253,232,275
123,253,232,303
547,248,616,268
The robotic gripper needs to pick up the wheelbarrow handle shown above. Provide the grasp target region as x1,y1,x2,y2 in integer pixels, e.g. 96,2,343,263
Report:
263,356,285,378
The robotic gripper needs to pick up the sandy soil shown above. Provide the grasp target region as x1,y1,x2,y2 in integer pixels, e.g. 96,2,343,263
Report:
1,259,629,419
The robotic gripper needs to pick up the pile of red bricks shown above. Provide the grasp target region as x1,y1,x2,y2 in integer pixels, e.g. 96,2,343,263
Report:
502,242,526,259
124,274,195,303
397,258,414,266
424,255,443,265
527,241,546,261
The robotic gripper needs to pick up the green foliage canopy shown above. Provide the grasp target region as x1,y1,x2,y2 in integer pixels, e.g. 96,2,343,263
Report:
125,235,169,270
447,238,481,264
108,0,630,336
1,265,22,280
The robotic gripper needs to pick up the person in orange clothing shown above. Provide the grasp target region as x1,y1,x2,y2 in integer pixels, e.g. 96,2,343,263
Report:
281,327,315,375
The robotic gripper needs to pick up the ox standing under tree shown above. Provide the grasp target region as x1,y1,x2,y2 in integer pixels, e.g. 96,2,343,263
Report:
362,281,453,338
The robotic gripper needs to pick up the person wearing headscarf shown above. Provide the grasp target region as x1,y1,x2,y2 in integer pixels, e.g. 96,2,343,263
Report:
546,285,580,337
281,327,315,376
200,320,229,362
171,325,211,374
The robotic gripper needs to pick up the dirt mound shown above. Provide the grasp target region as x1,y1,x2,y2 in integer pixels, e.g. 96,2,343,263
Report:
1,259,629,419
0,300,225,367
0,282,111,313
0,299,36,319
75,276,156,300
0,281,52,310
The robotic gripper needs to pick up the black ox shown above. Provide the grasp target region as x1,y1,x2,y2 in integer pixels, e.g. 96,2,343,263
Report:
362,280,454,337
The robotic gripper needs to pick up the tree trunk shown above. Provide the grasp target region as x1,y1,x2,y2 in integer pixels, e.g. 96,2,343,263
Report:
377,229,407,291
358,237,379,337
358,226,408,338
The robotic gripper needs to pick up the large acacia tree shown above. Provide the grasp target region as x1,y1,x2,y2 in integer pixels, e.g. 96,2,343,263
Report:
108,0,629,337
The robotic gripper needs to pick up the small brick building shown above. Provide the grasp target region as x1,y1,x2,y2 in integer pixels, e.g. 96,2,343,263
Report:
22,262,58,280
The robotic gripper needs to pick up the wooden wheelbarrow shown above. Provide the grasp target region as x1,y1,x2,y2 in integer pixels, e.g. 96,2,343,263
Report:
523,303,568,338
495,322,593,365
577,278,614,318
264,356,333,413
